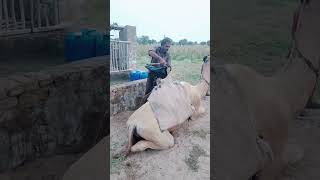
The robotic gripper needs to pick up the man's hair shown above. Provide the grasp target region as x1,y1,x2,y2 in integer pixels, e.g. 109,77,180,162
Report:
160,37,172,46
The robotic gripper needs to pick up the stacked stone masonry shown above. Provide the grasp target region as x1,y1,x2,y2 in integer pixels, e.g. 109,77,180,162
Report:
0,56,107,171
110,79,147,116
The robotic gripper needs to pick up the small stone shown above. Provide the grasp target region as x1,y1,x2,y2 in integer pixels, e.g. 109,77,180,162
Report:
126,162,131,167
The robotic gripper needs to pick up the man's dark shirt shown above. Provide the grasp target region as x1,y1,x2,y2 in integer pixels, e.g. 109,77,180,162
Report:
149,46,171,66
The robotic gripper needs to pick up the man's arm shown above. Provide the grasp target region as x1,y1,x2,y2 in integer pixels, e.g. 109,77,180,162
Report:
166,54,172,67
148,50,167,65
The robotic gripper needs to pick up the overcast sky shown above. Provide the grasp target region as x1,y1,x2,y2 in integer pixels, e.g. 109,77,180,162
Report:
110,0,210,42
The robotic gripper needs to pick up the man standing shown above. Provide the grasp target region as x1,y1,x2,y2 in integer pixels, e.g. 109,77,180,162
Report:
145,37,172,95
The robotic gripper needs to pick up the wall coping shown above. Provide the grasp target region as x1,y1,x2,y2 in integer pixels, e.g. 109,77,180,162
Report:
0,56,107,101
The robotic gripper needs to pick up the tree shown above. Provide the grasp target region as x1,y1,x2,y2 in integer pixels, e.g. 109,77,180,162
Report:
200,41,207,45
150,39,157,44
137,36,150,45
178,39,188,45
187,41,194,45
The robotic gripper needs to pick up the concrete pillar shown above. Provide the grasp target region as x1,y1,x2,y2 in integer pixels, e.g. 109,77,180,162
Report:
119,25,137,70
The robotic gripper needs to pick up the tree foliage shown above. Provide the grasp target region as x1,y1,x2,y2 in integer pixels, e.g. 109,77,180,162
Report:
136,35,209,46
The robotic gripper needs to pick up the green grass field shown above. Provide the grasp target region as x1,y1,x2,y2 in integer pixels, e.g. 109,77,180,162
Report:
213,0,297,75
136,45,210,85
213,0,320,100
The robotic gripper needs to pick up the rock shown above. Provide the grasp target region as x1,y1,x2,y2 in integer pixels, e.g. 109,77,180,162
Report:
0,97,18,110
18,89,49,108
8,75,38,91
0,78,25,97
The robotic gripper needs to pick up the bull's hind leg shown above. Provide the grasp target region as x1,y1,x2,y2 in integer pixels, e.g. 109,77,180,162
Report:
131,130,174,152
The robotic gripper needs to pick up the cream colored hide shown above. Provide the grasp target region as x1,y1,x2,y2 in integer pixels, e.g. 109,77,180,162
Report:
125,56,210,154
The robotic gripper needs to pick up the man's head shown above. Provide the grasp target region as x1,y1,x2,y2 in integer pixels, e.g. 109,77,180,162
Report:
160,37,172,52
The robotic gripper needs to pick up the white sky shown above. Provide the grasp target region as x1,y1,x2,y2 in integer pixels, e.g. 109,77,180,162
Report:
110,0,210,42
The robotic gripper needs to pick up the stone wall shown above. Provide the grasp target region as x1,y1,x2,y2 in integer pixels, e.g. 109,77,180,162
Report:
0,56,107,172
110,79,147,116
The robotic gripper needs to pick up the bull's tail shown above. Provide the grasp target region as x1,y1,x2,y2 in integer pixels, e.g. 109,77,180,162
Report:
125,124,136,156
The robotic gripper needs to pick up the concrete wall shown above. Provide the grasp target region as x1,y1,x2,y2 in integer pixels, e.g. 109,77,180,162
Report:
0,56,107,171
110,79,147,116
0,31,66,60
60,0,107,31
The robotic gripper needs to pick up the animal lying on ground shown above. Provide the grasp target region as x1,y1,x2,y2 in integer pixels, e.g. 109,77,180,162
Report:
125,56,210,154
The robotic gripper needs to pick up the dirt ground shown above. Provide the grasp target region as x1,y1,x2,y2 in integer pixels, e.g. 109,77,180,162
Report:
280,109,320,180
110,96,210,180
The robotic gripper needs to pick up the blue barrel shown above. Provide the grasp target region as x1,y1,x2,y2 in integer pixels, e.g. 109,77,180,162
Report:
130,70,141,81
82,29,97,58
65,32,84,61
65,30,96,62
139,71,148,79
95,33,109,56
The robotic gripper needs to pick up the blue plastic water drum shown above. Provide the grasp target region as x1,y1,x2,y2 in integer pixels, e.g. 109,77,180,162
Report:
139,71,148,79
65,29,97,62
130,70,141,81
96,33,109,56
65,32,83,61
82,29,97,58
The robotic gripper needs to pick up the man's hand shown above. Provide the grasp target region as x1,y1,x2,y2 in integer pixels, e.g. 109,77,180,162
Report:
159,58,167,65
149,50,167,65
